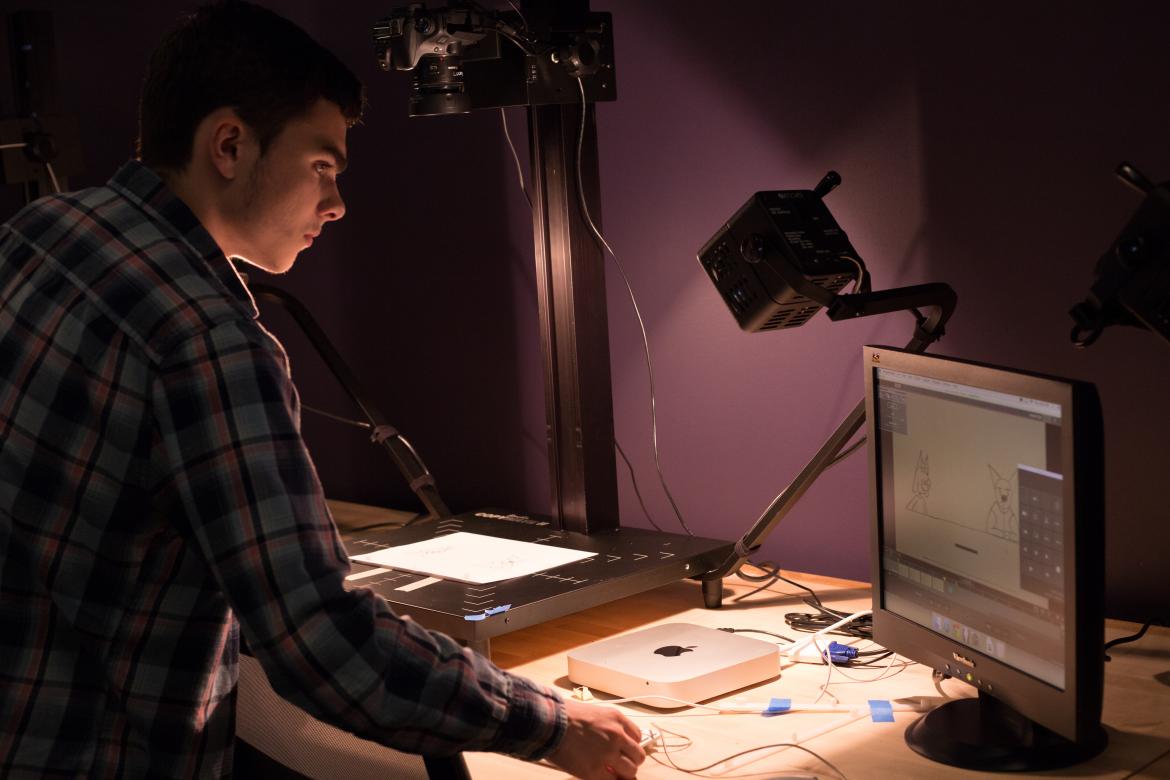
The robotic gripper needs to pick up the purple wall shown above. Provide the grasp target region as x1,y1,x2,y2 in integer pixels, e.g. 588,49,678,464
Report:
593,1,1170,623
4,0,1169,623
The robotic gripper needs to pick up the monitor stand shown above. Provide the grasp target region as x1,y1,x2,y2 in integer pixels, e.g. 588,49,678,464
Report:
904,692,1107,771
339,509,733,658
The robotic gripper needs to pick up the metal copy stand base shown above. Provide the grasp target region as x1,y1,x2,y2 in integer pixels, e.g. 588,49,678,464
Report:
339,511,733,656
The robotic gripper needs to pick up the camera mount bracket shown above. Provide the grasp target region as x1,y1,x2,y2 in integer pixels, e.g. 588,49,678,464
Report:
697,280,956,600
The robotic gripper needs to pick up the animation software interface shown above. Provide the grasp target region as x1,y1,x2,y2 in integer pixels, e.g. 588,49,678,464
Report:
876,368,1066,688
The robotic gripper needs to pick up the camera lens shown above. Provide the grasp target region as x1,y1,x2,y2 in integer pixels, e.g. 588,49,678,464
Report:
410,55,471,116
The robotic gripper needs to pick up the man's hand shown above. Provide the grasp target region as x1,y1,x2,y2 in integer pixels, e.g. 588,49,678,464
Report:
546,698,646,779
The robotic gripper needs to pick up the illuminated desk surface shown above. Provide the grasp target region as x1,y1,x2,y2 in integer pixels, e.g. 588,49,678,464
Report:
328,501,1170,779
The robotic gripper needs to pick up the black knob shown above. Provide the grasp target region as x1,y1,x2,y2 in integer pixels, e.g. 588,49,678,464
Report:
1116,161,1154,195
813,171,842,198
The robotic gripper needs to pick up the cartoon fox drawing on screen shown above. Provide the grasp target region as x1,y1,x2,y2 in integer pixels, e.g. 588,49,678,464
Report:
987,464,1018,539
906,451,930,513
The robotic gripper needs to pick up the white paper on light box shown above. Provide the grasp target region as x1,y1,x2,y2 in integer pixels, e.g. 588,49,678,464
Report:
349,531,597,585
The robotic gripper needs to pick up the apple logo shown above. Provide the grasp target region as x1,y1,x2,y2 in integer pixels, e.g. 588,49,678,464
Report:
654,645,696,657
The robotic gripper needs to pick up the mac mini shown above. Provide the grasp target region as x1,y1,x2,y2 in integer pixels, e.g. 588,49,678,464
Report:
567,623,781,709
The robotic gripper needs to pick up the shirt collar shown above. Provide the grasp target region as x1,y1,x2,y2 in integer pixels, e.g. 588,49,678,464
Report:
106,160,259,320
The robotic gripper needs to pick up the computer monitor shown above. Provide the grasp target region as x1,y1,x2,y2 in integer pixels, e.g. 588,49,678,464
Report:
864,346,1107,771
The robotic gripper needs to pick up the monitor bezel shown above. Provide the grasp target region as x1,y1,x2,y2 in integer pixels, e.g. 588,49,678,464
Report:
865,345,1104,744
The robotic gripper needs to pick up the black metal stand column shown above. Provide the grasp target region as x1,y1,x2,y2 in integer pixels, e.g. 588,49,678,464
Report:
527,98,619,534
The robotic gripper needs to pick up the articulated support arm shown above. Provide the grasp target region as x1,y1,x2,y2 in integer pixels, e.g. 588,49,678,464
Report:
699,282,956,595
250,282,450,521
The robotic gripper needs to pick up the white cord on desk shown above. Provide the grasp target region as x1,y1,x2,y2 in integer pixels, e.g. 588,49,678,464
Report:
571,685,938,717
781,609,873,663
646,697,943,777
705,710,868,776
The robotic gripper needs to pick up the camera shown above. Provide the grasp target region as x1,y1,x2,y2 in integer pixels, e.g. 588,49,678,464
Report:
374,3,616,117
1070,162,1170,347
374,5,495,115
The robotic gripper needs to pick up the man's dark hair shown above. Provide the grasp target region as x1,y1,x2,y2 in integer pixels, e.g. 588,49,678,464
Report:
138,1,365,171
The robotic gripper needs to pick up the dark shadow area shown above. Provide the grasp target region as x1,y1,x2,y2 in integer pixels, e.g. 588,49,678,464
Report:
265,0,538,515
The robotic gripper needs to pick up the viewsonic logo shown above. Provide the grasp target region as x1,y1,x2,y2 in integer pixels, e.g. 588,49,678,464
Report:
952,651,975,669
654,645,696,658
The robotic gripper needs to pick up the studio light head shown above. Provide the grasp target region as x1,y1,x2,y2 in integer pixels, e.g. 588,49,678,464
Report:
698,171,863,332
1069,162,1170,348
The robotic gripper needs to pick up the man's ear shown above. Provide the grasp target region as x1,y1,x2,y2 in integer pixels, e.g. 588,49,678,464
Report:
201,109,255,181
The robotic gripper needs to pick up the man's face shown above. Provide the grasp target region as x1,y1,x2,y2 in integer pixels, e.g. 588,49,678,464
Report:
232,98,348,274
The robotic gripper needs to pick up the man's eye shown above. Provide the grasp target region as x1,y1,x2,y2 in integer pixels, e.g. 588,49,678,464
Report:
314,161,333,175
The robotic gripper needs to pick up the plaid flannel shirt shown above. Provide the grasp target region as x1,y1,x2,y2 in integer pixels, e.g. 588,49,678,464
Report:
0,161,565,778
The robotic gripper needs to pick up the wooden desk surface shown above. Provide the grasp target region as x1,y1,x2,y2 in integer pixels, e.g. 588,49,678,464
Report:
327,501,1170,780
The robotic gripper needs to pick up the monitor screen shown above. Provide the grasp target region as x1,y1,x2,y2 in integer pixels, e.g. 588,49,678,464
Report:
865,346,1105,771
874,364,1067,689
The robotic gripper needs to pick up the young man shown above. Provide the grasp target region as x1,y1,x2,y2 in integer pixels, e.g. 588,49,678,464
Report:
0,3,644,778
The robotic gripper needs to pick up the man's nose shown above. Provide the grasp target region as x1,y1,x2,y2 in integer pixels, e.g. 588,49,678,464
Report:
320,188,346,222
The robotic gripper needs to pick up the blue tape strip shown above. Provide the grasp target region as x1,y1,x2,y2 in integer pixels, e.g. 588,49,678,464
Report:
464,604,512,621
868,699,894,722
763,697,791,716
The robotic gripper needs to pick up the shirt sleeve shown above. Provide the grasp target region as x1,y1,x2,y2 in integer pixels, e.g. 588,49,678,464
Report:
149,320,566,759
